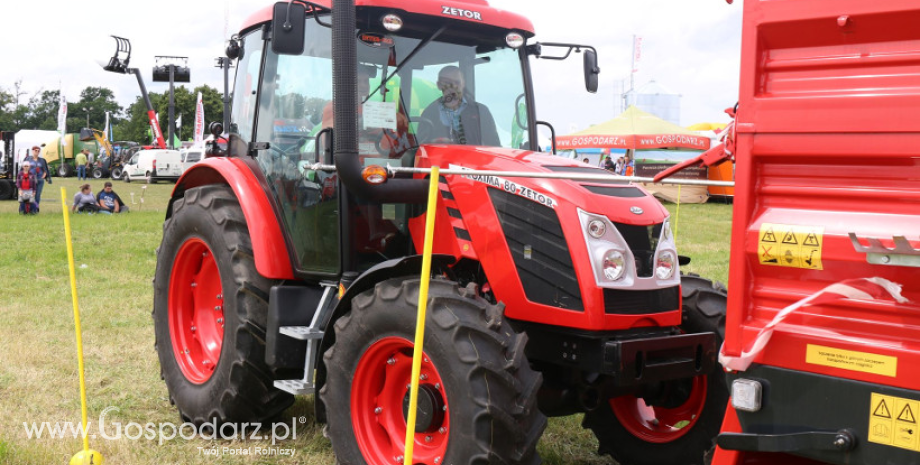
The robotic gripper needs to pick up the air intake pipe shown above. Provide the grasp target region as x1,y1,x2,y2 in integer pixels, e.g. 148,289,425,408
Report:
332,0,427,204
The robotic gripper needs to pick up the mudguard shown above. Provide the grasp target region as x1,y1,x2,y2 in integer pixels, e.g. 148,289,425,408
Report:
168,157,295,280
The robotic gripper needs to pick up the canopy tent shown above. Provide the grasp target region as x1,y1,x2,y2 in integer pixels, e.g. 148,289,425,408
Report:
557,106,711,151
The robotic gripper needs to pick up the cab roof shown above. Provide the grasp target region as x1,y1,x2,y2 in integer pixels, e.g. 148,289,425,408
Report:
241,0,535,37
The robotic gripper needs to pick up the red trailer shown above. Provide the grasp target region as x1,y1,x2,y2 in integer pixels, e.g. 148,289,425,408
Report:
712,1,920,464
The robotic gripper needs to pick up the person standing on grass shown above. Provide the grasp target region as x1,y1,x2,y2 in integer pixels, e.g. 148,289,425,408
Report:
16,160,38,214
96,181,129,214
75,149,88,180
25,146,49,205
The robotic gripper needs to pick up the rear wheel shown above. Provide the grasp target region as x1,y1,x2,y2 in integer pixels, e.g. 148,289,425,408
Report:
110,167,123,180
321,278,546,465
92,167,105,179
146,171,155,184
57,162,75,177
153,184,293,425
583,274,728,465
125,173,132,183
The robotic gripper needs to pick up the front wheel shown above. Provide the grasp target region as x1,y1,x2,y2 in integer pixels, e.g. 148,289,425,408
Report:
110,167,123,180
92,167,105,179
321,279,546,465
153,185,293,425
583,274,728,465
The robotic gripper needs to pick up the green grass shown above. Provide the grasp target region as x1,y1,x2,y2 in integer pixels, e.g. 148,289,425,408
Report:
0,177,732,464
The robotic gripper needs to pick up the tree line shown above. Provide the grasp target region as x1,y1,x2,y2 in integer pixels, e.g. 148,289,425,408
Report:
0,82,224,143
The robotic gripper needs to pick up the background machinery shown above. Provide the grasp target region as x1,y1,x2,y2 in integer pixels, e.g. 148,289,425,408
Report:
153,1,729,464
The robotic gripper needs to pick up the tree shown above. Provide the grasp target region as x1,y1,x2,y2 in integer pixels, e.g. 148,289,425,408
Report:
66,86,122,133
23,90,62,130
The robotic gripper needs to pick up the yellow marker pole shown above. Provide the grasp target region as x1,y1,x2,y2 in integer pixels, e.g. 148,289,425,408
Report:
404,166,440,465
61,188,104,465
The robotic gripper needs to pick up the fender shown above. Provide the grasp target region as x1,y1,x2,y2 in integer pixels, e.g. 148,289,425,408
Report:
168,158,295,280
313,253,457,422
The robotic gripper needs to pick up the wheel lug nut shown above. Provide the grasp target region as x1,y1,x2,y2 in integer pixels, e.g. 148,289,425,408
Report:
191,282,197,287
217,318,223,323
434,383,440,390
184,349,189,354
214,306,222,311
435,458,440,464
190,326,196,332
439,427,446,434
420,374,428,381
216,294,222,300
425,435,432,443
442,405,447,412
396,455,403,463
387,357,396,365
374,407,382,414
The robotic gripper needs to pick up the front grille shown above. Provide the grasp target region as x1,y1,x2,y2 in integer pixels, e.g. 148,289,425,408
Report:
614,222,663,277
489,189,583,311
604,287,680,314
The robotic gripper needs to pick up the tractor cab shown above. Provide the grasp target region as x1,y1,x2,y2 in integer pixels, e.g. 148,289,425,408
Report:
227,0,595,276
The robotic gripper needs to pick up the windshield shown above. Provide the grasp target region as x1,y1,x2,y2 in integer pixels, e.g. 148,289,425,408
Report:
254,16,531,163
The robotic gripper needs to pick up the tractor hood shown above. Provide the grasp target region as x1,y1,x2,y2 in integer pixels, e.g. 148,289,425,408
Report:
419,144,669,225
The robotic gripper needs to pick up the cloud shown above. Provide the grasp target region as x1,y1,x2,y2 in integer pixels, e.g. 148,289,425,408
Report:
2,0,743,131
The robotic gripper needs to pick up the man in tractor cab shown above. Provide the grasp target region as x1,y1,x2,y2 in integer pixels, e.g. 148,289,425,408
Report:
419,65,500,146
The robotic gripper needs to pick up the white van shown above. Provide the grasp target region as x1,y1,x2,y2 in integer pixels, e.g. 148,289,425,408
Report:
179,148,204,175
123,149,182,183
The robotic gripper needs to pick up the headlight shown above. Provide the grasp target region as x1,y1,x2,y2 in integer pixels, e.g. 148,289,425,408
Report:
602,250,626,280
587,219,606,239
655,251,675,279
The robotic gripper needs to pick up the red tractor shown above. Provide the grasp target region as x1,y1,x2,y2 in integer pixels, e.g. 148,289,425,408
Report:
153,1,728,463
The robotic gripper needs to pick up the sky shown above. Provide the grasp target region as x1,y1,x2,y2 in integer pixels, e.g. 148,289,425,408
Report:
2,0,743,134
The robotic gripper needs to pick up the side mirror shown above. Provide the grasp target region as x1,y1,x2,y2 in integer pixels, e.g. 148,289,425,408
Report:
583,49,600,93
271,2,306,55
209,121,224,137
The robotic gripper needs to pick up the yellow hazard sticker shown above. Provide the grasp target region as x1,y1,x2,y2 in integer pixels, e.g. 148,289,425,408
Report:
806,344,897,378
870,393,920,452
758,223,824,270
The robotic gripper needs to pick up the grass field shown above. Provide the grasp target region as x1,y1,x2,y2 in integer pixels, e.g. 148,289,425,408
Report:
0,177,732,464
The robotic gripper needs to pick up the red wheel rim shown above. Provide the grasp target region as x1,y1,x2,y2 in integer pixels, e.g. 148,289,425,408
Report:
351,337,450,465
610,375,707,443
168,238,224,384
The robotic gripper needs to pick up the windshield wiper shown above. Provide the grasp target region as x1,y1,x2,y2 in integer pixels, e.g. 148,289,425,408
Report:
363,24,448,104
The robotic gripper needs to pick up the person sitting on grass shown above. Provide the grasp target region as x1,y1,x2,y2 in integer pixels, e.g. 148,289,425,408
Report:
72,184,99,213
96,181,129,214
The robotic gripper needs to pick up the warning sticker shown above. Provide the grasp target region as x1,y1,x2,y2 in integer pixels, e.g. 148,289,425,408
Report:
870,393,920,452
806,344,897,377
758,223,824,270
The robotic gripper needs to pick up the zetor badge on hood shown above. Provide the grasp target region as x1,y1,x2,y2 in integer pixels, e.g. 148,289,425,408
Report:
442,6,483,21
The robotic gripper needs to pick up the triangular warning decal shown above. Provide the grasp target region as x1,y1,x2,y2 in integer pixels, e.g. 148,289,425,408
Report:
803,232,820,247
762,228,776,243
898,404,916,423
782,231,798,245
875,399,892,418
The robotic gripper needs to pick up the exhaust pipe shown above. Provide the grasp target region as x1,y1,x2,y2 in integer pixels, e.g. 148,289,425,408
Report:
332,0,427,203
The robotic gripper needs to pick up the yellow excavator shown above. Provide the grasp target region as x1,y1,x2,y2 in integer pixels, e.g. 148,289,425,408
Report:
79,128,122,179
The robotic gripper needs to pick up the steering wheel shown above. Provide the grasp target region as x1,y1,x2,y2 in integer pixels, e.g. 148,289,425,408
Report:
415,117,453,145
